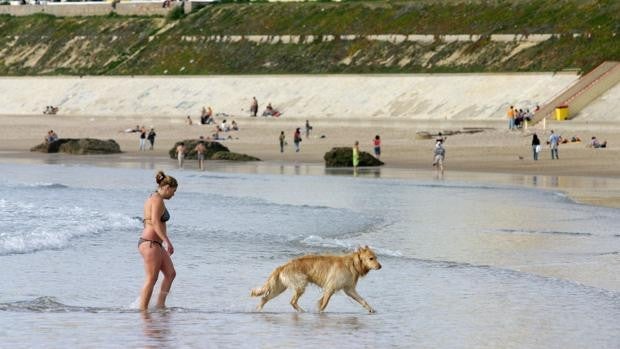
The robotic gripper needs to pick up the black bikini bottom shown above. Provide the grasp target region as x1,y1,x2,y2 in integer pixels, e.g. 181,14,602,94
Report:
138,237,163,249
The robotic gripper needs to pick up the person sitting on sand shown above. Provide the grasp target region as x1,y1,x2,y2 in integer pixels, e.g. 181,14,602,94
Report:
212,127,225,141
231,120,239,131
589,136,607,148
262,103,281,117
43,106,59,115
221,120,230,132
122,125,141,133
186,116,193,126
200,106,215,125
45,130,57,143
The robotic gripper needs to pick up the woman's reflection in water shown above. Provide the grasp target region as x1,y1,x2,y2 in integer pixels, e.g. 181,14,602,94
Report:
141,310,173,348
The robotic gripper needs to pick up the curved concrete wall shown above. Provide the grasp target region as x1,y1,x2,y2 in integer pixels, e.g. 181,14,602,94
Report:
0,74,578,119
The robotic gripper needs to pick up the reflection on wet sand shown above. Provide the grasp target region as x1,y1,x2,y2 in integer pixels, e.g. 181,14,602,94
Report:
141,311,173,348
256,312,364,331
1,151,619,208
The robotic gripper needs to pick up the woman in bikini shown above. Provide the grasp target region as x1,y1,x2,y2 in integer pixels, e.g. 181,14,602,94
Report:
138,171,178,310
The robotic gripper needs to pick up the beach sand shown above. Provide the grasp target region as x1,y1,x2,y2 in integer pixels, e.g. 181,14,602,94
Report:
1,114,620,208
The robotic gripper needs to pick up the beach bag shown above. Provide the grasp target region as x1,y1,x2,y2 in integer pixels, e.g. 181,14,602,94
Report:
535,145,541,153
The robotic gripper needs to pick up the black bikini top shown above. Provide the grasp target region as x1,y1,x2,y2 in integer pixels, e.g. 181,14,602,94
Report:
161,208,170,223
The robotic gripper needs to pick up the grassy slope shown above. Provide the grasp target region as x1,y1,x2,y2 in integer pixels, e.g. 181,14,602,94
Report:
0,1,618,75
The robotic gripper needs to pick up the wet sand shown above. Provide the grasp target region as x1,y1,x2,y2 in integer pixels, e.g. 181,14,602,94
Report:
1,114,620,208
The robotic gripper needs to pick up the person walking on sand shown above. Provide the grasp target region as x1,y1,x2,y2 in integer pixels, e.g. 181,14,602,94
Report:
293,128,302,152
373,135,381,159
147,128,156,150
195,141,206,171
279,131,286,153
250,97,258,117
138,171,178,311
352,141,360,173
432,139,446,177
139,127,147,151
549,130,560,160
531,133,541,161
305,120,312,138
176,142,186,168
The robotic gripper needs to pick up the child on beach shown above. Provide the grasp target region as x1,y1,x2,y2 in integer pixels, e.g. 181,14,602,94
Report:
353,141,360,171
176,143,186,168
373,135,381,159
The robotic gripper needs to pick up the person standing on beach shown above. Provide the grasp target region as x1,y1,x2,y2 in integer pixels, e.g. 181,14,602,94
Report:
507,106,515,130
250,97,258,117
138,171,177,311
176,142,186,168
352,141,360,172
549,130,560,160
373,135,381,159
139,127,147,151
195,141,206,171
293,128,302,152
147,128,156,150
305,120,312,138
531,133,541,161
432,140,446,177
279,131,286,153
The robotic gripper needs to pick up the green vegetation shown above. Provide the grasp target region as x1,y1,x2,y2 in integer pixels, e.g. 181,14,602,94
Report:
0,0,618,75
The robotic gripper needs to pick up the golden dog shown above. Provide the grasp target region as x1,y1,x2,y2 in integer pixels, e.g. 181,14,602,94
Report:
251,246,381,313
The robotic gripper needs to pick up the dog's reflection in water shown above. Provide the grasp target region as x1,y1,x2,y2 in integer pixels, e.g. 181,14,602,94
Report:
258,312,364,331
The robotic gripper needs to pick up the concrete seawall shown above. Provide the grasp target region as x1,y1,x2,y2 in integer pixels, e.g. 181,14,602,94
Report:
0,74,579,120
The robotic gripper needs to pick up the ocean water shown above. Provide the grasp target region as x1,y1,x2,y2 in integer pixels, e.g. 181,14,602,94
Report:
0,162,618,348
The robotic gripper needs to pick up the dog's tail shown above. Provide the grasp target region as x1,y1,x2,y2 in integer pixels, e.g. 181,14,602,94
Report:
250,266,283,297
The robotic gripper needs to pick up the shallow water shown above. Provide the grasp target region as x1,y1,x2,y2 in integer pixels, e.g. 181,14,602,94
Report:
0,162,618,348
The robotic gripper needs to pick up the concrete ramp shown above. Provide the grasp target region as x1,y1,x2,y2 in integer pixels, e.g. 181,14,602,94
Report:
0,74,577,120
532,61,620,123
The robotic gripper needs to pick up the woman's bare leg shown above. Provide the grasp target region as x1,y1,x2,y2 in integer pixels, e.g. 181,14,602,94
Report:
139,244,163,311
156,249,176,308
